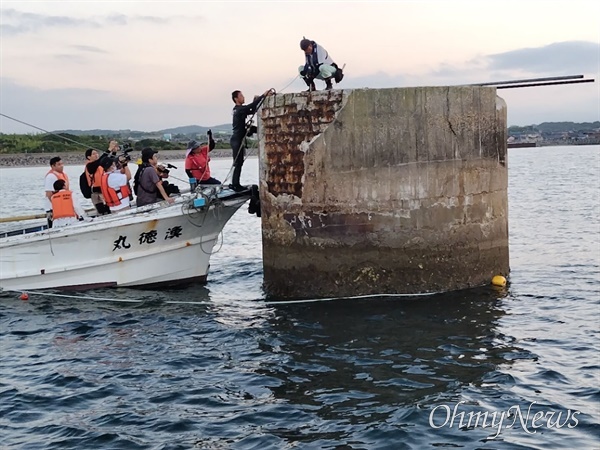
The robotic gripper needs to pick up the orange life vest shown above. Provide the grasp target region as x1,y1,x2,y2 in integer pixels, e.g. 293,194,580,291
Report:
50,190,77,219
85,163,104,188
47,169,70,190
100,172,132,207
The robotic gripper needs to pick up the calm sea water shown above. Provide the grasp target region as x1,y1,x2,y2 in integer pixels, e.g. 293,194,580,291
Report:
0,147,599,449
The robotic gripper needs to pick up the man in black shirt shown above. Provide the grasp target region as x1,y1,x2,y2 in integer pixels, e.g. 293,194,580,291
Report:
230,89,272,191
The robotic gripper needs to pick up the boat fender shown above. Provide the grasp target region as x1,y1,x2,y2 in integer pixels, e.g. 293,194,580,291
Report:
491,275,507,287
248,184,261,218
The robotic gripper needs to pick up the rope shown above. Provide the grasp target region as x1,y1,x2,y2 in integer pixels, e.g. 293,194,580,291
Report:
3,288,440,306
0,113,105,153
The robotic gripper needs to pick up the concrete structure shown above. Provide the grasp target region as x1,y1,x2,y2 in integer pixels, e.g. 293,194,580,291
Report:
258,87,509,299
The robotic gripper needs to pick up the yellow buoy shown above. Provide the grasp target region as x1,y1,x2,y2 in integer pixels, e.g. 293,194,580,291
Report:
491,275,507,287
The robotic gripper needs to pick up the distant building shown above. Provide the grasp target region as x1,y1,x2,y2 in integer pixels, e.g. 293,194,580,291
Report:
163,133,172,142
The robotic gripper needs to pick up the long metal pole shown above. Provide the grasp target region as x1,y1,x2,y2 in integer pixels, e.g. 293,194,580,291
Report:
472,75,584,87
496,79,595,89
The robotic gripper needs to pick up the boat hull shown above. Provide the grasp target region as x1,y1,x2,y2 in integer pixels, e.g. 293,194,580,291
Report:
0,191,250,291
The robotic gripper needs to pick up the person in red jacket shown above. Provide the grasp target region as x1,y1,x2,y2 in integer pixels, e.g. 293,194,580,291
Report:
185,130,221,185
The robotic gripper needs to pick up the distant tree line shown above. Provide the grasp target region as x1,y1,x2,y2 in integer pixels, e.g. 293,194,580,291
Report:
0,133,232,154
508,121,600,134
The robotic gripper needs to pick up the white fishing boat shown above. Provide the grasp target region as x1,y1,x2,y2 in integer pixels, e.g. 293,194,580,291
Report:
0,186,255,291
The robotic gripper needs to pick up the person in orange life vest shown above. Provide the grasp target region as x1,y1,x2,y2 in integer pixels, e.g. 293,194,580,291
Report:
185,130,221,185
44,156,70,228
84,148,111,215
50,179,87,228
100,156,132,212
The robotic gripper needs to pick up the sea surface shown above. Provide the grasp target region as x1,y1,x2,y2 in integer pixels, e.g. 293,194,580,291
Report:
0,147,599,449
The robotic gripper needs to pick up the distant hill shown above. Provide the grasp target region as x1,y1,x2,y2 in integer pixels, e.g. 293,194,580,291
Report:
509,121,600,133
53,123,231,137
53,121,600,138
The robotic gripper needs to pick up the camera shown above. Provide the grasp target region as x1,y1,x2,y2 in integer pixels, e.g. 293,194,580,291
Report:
118,143,133,161
157,163,177,177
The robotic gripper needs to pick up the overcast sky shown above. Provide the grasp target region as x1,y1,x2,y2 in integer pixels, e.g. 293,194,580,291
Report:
1,0,599,134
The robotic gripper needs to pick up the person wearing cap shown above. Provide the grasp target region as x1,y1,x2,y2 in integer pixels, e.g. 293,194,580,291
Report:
230,89,273,191
133,147,175,207
185,130,221,186
299,38,343,91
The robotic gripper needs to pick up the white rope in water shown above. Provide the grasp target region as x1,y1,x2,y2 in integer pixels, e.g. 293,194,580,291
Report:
3,288,439,306
3,289,214,305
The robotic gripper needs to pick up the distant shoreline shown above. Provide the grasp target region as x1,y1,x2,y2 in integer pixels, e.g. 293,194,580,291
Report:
0,143,597,168
0,149,235,168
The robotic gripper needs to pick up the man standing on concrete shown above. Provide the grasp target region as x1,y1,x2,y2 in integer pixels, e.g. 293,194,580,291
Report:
230,89,272,191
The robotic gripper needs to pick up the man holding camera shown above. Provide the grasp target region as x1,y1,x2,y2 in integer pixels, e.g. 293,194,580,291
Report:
82,148,111,215
100,153,132,212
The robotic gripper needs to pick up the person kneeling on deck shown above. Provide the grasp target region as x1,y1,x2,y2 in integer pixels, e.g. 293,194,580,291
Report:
100,156,132,213
133,148,175,207
299,37,343,91
50,179,87,227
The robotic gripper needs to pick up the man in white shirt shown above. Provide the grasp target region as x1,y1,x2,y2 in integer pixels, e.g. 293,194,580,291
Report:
44,156,70,228
100,157,132,212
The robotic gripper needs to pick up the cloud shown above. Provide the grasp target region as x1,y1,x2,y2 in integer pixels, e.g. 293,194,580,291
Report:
485,41,600,74
0,8,182,36
401,40,600,86
70,45,107,54
0,78,219,134
0,8,101,35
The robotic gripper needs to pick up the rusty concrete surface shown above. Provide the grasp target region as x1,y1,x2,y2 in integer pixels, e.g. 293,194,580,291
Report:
258,86,509,299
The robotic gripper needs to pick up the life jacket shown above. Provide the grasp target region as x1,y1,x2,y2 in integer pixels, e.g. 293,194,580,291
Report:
100,172,132,207
47,169,70,190
50,190,77,219
86,163,104,189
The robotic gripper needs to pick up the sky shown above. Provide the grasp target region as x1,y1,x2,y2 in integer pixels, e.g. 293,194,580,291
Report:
1,0,599,134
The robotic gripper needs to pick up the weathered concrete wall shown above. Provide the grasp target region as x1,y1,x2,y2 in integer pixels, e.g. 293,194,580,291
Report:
258,87,508,299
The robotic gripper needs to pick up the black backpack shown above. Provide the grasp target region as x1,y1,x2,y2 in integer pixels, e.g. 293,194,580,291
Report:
79,171,92,199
